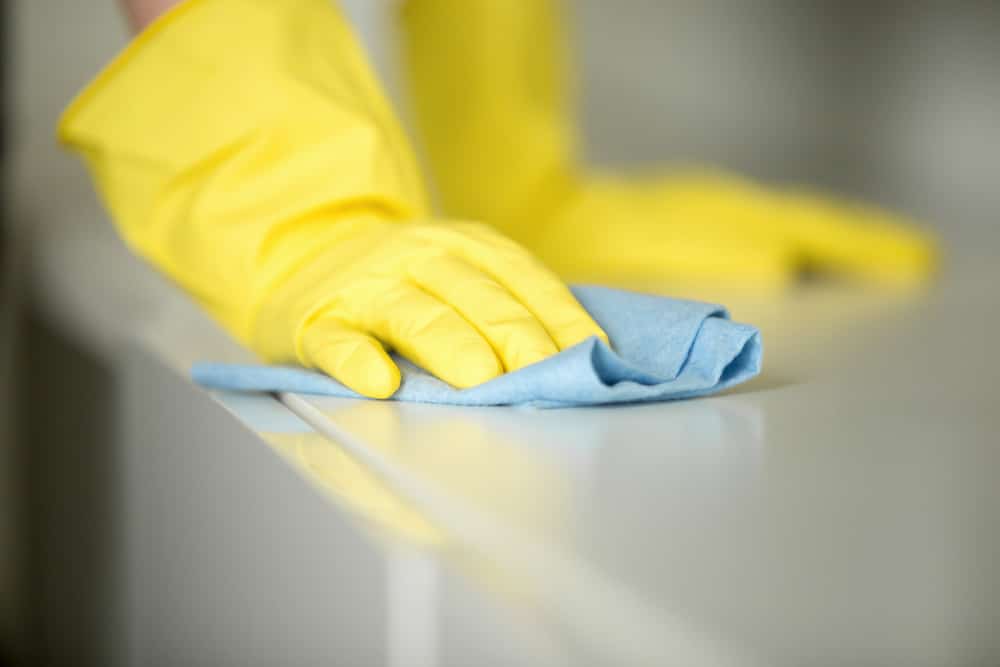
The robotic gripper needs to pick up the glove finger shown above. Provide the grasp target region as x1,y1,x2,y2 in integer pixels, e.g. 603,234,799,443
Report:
409,254,560,372
437,224,610,351
300,317,401,399
653,175,936,284
359,281,503,389
648,173,786,238
772,192,938,284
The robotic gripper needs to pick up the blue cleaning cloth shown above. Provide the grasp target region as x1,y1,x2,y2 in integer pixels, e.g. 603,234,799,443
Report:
192,286,761,408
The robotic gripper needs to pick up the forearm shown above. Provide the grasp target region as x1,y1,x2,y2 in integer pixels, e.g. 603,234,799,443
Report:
119,0,183,32
63,0,428,346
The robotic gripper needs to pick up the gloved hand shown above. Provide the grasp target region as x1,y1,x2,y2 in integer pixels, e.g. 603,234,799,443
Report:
59,0,603,398
523,173,936,289
400,0,938,288
258,218,607,398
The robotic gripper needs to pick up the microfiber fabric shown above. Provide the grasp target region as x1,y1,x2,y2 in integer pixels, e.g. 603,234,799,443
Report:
192,286,762,408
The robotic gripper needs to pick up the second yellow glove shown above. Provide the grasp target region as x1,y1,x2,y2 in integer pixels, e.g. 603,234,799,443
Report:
400,0,938,289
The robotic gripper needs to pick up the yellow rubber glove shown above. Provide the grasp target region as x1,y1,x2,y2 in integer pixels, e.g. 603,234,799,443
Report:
399,0,938,289
59,0,605,398
258,218,608,397
527,172,937,289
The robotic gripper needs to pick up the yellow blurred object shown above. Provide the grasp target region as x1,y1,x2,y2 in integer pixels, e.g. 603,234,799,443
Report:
399,0,938,288
265,431,442,547
59,0,605,398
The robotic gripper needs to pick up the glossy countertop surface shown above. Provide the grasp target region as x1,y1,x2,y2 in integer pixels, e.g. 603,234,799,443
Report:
287,231,999,667
29,221,998,666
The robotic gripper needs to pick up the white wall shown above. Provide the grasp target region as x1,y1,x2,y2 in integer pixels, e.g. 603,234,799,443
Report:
8,1,1000,239
573,0,1000,231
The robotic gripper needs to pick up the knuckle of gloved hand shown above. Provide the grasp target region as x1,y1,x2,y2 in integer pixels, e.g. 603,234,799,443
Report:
405,223,460,250
338,277,395,315
404,246,451,276
440,220,495,244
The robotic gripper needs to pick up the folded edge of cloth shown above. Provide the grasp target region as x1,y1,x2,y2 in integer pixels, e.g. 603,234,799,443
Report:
191,286,762,408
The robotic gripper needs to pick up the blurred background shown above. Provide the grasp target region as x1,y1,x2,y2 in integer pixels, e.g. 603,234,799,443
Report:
1,1,998,665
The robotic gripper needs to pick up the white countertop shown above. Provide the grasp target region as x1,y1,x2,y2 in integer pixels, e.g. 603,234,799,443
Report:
25,220,1000,666
289,228,999,666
